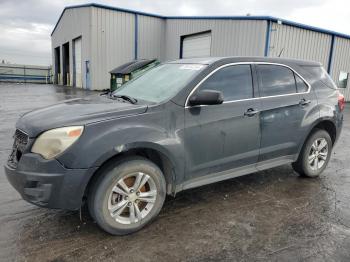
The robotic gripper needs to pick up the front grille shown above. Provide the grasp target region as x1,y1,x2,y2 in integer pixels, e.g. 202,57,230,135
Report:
7,129,29,169
14,129,29,146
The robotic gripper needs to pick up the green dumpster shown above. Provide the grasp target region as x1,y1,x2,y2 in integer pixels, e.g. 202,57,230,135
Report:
109,59,159,91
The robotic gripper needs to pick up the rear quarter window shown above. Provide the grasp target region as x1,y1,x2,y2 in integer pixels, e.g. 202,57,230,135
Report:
302,66,337,90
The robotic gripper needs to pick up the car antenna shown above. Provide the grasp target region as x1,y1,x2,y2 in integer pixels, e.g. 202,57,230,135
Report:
278,48,285,57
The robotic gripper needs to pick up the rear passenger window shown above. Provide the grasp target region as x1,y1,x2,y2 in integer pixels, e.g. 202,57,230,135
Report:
258,65,297,96
294,74,309,93
197,65,253,101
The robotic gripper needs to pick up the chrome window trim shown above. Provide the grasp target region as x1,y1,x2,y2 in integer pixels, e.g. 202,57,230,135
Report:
185,62,312,108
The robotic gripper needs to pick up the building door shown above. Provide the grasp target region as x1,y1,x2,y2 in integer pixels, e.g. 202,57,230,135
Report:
73,37,82,88
54,46,61,85
182,32,211,58
85,60,91,90
62,42,70,86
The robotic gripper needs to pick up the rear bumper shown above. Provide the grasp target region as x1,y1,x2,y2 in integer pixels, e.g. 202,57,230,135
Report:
334,112,344,145
4,153,98,210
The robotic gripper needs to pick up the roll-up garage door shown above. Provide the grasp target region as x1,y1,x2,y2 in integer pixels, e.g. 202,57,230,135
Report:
73,37,82,88
182,32,212,58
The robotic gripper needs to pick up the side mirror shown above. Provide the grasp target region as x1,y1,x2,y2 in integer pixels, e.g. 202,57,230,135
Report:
189,89,224,106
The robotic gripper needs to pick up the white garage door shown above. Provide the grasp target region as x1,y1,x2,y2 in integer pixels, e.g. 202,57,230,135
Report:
182,32,212,58
73,37,82,88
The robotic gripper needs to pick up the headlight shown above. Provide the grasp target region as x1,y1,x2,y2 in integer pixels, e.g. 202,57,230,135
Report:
31,126,84,160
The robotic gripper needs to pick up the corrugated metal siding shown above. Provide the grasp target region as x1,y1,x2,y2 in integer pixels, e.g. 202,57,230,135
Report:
330,37,350,100
269,22,332,67
137,15,165,61
90,7,135,90
165,19,267,60
51,7,91,88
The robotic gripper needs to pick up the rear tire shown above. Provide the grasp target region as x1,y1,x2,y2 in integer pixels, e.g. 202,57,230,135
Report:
88,157,166,235
292,129,332,178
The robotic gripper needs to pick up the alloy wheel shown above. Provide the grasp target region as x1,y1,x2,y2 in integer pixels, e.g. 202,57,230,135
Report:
107,172,157,225
308,138,328,171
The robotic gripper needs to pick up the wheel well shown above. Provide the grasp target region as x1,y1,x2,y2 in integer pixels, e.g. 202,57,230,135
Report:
312,120,336,145
84,148,175,203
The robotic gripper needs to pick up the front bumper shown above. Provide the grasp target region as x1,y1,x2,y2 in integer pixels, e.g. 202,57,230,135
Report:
4,153,98,210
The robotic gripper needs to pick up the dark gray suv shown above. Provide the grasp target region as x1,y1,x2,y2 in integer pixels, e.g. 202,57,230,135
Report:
5,57,345,235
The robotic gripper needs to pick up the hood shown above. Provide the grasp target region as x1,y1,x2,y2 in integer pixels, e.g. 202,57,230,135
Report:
17,95,148,137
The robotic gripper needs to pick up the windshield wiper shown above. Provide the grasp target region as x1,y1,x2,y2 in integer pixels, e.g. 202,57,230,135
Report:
100,90,111,96
111,94,138,104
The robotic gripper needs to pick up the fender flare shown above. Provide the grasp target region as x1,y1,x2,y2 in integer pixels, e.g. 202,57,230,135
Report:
295,117,337,159
93,141,180,173
81,141,184,197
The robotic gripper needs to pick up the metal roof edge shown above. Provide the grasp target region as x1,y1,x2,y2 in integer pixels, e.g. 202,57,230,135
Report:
51,3,165,36
51,3,350,41
51,4,91,36
267,17,350,40
88,3,165,18
166,15,271,20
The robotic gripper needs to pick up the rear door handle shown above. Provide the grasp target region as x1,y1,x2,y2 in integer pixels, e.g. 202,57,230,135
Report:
299,98,311,106
244,108,259,117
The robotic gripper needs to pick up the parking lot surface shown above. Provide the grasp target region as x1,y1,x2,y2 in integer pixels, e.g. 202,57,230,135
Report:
1,83,350,262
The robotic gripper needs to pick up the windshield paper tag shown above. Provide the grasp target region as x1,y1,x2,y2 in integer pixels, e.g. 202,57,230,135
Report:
180,64,204,71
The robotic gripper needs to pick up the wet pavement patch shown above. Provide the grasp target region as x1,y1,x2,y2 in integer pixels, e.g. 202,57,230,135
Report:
0,83,350,261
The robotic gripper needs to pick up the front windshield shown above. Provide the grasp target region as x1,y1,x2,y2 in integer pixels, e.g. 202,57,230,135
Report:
113,63,206,103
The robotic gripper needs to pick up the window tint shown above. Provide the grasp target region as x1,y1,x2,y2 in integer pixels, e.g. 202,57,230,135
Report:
197,65,253,101
258,65,297,96
294,74,309,93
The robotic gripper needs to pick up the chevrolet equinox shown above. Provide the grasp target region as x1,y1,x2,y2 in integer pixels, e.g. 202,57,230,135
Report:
5,57,345,235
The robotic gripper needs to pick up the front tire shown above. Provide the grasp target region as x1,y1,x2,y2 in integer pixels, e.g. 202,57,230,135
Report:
293,129,332,178
88,157,166,235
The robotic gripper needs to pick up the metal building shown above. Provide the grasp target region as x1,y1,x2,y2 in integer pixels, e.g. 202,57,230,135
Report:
51,3,350,100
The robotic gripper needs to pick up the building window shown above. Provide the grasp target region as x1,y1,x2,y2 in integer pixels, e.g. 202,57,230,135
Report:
338,71,348,88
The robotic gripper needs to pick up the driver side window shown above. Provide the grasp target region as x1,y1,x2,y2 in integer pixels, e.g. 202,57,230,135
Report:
197,64,254,101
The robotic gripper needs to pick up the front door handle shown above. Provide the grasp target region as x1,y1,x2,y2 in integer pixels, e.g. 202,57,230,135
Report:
299,98,311,106
244,108,259,117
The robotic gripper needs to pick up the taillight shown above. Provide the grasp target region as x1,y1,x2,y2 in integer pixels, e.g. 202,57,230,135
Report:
338,91,345,111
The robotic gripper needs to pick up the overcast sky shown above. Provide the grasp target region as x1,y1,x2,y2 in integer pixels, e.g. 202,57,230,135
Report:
1,0,350,66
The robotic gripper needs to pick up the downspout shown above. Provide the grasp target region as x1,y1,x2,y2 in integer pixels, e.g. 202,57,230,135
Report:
264,20,271,57
134,14,138,60
327,35,335,74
